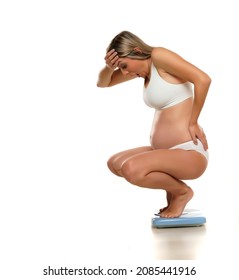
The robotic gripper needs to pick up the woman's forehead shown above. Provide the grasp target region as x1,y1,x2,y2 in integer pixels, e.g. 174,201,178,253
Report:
118,57,132,63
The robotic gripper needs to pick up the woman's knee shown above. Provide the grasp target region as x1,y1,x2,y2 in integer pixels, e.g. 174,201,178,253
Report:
107,155,121,176
121,159,144,185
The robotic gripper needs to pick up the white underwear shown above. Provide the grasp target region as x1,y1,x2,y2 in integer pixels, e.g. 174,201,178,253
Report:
170,140,209,161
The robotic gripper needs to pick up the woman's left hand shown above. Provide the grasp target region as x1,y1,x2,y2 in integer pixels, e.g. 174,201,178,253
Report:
189,123,208,151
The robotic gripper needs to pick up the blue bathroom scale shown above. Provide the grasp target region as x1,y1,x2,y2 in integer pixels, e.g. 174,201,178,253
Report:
152,209,206,228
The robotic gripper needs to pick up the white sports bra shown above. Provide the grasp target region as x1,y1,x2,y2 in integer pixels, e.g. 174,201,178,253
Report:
143,63,193,110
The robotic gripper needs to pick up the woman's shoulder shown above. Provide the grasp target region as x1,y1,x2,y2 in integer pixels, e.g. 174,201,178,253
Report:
151,47,176,60
151,47,183,69
150,47,168,70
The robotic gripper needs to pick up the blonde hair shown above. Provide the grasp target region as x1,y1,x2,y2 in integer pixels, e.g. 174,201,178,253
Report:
106,31,153,60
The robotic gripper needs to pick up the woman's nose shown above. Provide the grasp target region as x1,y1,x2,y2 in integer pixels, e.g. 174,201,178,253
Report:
121,69,129,75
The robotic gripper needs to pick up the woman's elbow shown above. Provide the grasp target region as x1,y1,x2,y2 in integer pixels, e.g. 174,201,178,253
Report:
203,73,212,86
96,82,104,88
199,73,212,89
96,81,108,88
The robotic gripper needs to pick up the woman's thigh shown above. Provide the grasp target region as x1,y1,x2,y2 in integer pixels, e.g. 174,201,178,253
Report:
121,149,208,180
107,146,153,175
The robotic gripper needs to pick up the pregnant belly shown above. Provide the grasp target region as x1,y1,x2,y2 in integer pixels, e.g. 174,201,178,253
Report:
150,121,192,149
149,99,193,149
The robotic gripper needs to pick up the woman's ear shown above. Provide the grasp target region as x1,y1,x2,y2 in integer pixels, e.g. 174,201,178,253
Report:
133,47,142,54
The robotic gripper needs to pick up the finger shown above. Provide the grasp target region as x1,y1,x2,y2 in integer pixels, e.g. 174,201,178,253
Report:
192,136,198,145
203,141,208,151
108,59,119,69
200,135,208,151
110,54,119,65
200,129,209,150
108,48,115,55
189,130,198,145
108,52,118,62
104,49,117,61
104,49,115,59
105,52,119,69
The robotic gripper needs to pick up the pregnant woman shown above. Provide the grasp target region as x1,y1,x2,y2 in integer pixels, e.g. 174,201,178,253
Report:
97,31,211,218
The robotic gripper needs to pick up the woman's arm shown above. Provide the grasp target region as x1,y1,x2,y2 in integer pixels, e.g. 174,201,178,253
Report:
97,66,115,88
97,49,135,87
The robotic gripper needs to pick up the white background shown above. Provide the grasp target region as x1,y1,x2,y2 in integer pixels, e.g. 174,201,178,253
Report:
1,0,238,279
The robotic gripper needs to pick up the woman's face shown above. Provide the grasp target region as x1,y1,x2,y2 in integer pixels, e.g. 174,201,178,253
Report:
118,58,148,78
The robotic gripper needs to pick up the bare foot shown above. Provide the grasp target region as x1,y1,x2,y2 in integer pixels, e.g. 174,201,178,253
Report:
160,187,194,218
159,206,168,213
159,192,172,213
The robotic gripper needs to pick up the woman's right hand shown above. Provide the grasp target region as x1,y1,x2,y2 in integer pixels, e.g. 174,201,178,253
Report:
104,49,119,70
